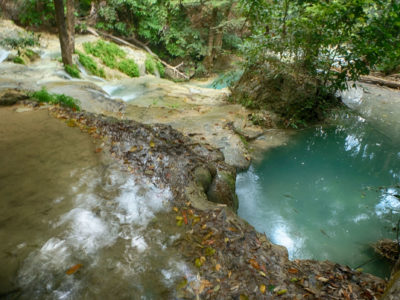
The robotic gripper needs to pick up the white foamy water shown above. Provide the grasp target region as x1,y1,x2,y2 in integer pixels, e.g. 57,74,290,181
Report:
0,48,10,63
15,165,190,299
339,85,364,107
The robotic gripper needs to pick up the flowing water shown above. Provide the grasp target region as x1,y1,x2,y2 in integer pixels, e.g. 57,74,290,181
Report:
237,85,400,278
0,108,191,299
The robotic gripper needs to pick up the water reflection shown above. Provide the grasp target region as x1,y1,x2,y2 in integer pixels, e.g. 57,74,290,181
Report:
237,114,399,278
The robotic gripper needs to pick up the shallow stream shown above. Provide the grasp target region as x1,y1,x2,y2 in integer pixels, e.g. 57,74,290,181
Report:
0,108,190,299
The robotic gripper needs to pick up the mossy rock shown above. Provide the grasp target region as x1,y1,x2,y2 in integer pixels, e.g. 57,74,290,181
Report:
23,49,39,62
193,166,212,192
0,89,29,106
207,169,238,212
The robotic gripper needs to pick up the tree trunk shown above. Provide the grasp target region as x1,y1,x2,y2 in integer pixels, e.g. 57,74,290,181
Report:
203,8,217,69
66,0,75,51
54,0,74,66
212,2,235,59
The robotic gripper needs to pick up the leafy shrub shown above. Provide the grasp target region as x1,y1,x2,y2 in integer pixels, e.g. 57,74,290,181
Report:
77,51,106,78
30,87,81,110
19,0,55,26
145,56,156,74
65,64,81,78
13,56,25,64
83,40,126,67
118,59,139,77
156,61,165,78
0,32,40,49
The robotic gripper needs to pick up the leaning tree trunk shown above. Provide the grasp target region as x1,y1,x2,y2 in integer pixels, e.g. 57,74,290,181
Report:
54,0,74,66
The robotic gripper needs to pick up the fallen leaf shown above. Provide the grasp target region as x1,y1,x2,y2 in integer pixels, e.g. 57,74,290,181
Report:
149,141,155,148
173,207,179,212
129,146,138,152
259,271,267,277
317,276,329,283
215,264,221,271
182,210,188,225
260,284,266,294
249,259,261,270
195,256,206,268
205,247,216,256
66,263,82,275
288,268,299,274
276,289,287,296
66,119,77,127
95,148,102,153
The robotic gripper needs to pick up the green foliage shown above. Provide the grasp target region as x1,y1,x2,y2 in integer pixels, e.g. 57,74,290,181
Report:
145,56,156,74
65,64,81,78
77,51,106,78
237,0,400,125
19,0,55,26
156,61,165,78
94,0,241,60
30,87,81,110
0,32,40,49
83,40,126,69
118,59,139,77
13,56,25,64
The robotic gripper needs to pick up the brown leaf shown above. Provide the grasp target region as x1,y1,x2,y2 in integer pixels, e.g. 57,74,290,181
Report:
215,264,221,271
66,263,82,275
288,268,299,274
182,210,188,225
249,259,261,270
95,148,102,153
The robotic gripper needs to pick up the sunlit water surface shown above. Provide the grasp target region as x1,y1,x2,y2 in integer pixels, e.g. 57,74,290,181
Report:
237,112,400,278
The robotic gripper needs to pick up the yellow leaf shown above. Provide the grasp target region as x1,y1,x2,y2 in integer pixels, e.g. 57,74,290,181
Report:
260,284,266,294
276,289,287,295
66,119,77,127
259,271,266,277
215,264,221,271
129,146,138,152
173,207,179,212
149,141,155,148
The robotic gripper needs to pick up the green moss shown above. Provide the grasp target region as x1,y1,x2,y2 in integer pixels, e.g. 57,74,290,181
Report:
77,51,106,78
145,56,156,74
24,49,38,60
118,59,139,77
65,64,81,78
13,56,25,64
156,61,165,78
30,87,80,111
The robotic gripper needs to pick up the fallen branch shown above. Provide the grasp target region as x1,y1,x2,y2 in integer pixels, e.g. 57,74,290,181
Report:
86,27,189,80
359,75,400,89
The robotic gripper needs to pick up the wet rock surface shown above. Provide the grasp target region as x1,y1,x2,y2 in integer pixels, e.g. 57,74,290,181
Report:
6,99,383,299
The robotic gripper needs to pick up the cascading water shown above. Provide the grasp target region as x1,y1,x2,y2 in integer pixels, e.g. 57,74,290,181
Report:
0,108,194,299
0,48,10,63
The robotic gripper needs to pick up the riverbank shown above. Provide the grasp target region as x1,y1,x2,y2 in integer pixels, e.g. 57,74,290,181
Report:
0,96,387,299
0,19,394,298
